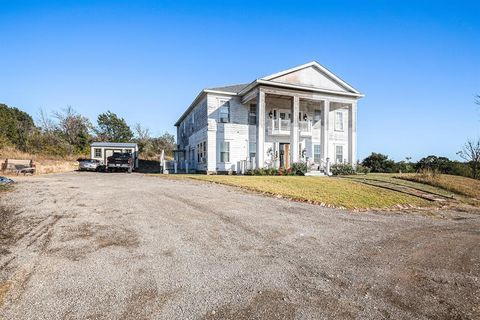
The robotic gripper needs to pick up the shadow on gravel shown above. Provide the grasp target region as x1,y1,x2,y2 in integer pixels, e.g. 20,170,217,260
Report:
0,203,17,254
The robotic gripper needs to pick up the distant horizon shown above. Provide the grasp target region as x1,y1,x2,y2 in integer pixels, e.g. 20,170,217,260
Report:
1,0,479,161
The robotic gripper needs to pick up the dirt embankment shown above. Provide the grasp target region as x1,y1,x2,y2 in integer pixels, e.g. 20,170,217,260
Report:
0,148,78,175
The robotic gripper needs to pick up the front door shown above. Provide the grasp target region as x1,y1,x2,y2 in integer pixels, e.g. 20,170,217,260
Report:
279,143,290,168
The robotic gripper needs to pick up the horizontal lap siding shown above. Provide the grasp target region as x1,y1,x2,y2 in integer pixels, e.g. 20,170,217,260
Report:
208,94,249,172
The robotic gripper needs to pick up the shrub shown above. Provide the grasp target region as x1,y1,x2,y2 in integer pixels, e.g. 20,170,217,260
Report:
331,164,356,176
290,162,307,176
355,164,370,175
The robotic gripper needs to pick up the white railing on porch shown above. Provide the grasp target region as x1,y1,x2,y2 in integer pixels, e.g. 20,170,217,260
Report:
268,119,312,135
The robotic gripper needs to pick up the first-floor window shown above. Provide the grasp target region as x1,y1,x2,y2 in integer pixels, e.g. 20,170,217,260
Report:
314,144,321,163
220,141,230,162
335,145,344,163
94,148,102,157
249,141,256,160
197,141,206,163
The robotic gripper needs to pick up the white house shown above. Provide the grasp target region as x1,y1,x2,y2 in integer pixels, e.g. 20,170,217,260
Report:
174,61,363,174
90,142,139,168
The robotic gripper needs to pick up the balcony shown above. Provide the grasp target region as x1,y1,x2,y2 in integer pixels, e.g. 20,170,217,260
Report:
267,118,312,136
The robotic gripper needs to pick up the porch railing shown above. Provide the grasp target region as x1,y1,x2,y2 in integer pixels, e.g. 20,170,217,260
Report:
268,119,312,135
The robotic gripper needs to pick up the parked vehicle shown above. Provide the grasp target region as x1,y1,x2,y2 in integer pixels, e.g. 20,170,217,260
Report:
106,152,134,173
78,159,102,172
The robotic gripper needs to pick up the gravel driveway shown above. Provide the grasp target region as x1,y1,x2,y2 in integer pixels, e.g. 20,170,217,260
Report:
0,172,479,319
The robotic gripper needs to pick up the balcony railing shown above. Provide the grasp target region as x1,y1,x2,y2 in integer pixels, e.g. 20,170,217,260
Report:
268,119,312,136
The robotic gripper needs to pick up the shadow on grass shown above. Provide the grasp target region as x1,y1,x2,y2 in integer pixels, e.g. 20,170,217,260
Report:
136,160,162,174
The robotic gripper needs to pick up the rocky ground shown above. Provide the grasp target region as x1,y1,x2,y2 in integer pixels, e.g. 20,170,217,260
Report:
0,172,479,319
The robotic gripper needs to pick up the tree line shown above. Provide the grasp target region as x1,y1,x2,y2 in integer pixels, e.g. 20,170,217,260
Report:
0,103,175,159
359,152,479,179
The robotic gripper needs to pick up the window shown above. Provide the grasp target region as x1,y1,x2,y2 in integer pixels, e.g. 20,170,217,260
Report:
219,101,230,123
314,110,321,124
335,145,344,164
197,141,206,163
220,141,230,162
249,141,256,160
314,144,321,163
335,111,344,131
94,148,102,158
249,104,257,125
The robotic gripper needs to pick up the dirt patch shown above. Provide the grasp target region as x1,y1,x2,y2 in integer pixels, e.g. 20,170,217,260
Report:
50,222,141,261
0,203,18,248
0,282,12,307
203,290,296,320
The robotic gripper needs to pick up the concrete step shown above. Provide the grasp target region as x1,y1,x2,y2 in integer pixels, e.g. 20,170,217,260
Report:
305,171,327,177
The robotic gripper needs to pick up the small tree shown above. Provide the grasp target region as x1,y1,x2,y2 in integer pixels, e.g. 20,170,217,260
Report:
361,152,395,173
95,111,133,142
53,106,92,153
457,139,480,179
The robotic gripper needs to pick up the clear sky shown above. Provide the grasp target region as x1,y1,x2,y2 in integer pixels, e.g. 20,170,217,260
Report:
0,0,479,161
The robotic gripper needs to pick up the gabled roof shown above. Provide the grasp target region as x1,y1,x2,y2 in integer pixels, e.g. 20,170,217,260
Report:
175,61,363,126
237,61,363,97
261,61,361,94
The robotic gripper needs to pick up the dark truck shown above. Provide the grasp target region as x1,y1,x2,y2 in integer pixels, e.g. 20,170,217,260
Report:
106,152,134,173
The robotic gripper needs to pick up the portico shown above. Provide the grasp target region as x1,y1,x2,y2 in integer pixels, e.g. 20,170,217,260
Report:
241,85,358,173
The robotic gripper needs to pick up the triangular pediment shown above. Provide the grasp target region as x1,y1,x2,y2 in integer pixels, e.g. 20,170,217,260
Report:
261,62,359,94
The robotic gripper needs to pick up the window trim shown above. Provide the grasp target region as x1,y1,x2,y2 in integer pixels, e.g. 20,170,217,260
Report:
334,110,344,132
218,100,230,123
313,144,321,163
219,141,230,163
335,144,344,164
248,104,257,125
94,148,102,158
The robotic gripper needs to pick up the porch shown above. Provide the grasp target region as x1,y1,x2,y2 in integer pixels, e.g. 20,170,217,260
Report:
243,85,358,172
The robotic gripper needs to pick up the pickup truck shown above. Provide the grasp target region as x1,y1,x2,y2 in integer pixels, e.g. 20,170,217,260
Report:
106,152,134,173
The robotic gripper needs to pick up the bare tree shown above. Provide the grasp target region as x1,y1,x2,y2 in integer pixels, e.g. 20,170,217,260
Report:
457,139,480,179
53,106,92,152
37,108,55,133
133,123,150,141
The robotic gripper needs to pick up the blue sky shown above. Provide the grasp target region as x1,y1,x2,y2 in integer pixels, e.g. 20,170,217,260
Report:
0,0,479,161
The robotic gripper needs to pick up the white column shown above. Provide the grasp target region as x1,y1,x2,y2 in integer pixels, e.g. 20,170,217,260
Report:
348,102,357,166
321,100,330,167
290,95,300,165
256,89,265,168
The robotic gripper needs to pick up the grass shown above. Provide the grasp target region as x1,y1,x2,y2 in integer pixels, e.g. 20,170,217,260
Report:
397,173,480,200
345,173,456,198
164,175,432,210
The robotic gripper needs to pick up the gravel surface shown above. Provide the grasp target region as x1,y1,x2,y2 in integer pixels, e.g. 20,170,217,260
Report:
0,172,479,319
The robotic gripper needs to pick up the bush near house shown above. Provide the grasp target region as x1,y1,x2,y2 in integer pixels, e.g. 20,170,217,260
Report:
245,162,307,176
330,164,356,176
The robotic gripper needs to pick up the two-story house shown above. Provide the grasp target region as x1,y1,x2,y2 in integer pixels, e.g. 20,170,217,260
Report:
174,61,363,174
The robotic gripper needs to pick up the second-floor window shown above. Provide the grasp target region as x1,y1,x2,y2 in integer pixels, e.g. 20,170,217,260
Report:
219,101,230,123
335,111,344,131
249,104,257,125
314,110,321,125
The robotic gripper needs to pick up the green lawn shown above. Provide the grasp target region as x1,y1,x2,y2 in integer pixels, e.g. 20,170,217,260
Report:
164,175,432,210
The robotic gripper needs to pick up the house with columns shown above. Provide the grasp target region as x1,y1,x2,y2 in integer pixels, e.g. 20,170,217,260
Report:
174,61,363,174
